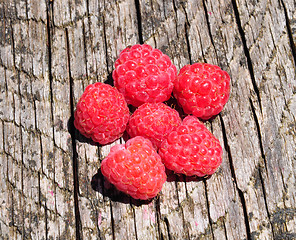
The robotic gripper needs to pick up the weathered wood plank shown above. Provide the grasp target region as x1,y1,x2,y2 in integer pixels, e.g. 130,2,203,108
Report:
0,1,78,239
283,0,296,50
132,200,160,240
103,0,140,70
0,148,10,239
139,0,259,239
182,0,280,239
206,2,277,239
49,22,76,239
0,4,14,69
209,120,249,240
139,2,197,239
234,0,296,237
66,6,113,238
0,0,295,239
93,1,158,240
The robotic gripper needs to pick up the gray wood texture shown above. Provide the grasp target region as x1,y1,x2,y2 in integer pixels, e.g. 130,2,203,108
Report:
0,0,295,239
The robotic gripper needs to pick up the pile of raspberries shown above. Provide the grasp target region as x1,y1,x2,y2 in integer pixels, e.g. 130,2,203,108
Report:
74,44,231,200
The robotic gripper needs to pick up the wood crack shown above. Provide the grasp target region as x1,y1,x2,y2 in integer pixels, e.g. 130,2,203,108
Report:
171,0,179,39
102,14,111,75
223,219,228,240
231,0,262,113
164,217,172,240
249,98,268,175
134,0,143,44
181,5,192,64
45,4,55,238
1,121,6,175
44,201,48,240
219,114,252,240
258,169,275,238
130,202,139,240
155,197,163,240
9,20,16,68
149,0,159,48
17,72,25,239
85,0,90,18
280,0,296,68
65,27,82,240
237,188,252,240
175,180,190,240
202,0,218,62
82,20,89,88
203,180,215,239
109,201,116,240
46,0,54,143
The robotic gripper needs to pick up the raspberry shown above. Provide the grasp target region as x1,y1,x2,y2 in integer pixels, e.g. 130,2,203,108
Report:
173,63,231,120
101,136,167,200
74,82,130,145
112,44,177,107
159,115,222,177
126,103,182,149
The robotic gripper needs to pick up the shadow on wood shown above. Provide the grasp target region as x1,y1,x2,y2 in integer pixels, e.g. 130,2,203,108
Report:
165,169,212,182
104,72,114,87
91,168,153,206
67,115,100,146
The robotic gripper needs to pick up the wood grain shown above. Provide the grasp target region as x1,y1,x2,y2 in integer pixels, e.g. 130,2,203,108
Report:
0,0,295,239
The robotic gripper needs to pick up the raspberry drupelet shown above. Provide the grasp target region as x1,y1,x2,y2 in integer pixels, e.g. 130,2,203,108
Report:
127,102,182,149
174,63,231,120
113,44,177,107
101,136,167,200
74,82,130,145
159,115,223,177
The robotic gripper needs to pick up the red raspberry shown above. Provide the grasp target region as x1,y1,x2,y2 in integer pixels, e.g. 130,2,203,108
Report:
101,136,167,200
112,44,177,107
173,63,231,120
126,103,182,149
74,82,130,145
159,115,222,177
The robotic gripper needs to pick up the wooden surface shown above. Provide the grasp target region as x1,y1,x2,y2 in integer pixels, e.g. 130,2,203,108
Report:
0,0,296,239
